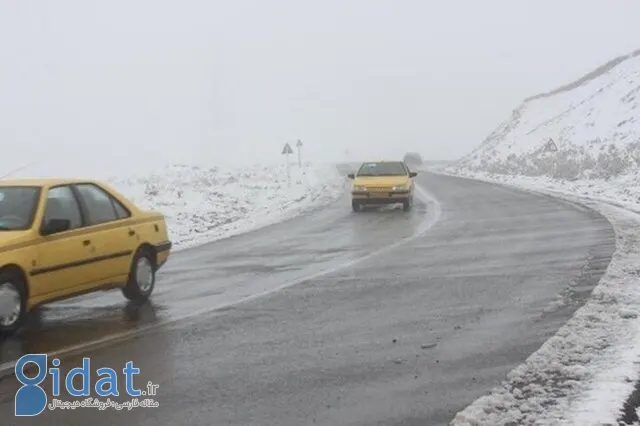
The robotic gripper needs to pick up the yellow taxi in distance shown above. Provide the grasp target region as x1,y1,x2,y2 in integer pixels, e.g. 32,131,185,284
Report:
0,178,172,335
348,160,418,212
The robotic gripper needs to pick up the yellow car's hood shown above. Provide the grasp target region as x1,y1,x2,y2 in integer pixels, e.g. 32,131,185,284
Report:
0,231,34,251
353,176,410,187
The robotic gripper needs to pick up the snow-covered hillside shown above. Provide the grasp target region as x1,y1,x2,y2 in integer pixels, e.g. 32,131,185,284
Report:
452,48,640,180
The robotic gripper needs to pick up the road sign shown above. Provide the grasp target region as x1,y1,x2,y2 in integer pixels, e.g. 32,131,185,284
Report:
544,138,558,152
282,143,293,154
296,139,302,167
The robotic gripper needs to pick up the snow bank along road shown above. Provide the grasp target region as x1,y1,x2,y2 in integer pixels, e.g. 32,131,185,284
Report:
0,168,615,426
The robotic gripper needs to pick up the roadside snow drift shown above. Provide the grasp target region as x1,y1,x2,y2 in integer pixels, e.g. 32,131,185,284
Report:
106,163,344,250
443,48,640,425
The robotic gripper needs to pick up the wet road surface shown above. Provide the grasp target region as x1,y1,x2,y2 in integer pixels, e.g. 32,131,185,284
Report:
0,170,615,425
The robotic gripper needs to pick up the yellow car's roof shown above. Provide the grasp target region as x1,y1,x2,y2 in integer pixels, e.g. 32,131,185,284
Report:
0,177,104,187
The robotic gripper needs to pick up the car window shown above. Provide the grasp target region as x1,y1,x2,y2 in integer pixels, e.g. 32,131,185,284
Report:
357,162,408,176
74,184,122,225
43,186,83,229
112,198,131,219
0,186,41,231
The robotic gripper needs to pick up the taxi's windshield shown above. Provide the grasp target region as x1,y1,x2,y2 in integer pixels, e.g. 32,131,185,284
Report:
0,186,41,231
356,162,408,176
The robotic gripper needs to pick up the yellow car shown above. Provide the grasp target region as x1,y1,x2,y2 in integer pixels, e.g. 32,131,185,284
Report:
0,178,172,335
348,160,418,212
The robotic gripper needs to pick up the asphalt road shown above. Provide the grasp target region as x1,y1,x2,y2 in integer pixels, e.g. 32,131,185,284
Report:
0,169,615,426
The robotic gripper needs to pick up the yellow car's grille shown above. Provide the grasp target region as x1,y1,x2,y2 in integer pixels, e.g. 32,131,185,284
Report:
367,187,392,192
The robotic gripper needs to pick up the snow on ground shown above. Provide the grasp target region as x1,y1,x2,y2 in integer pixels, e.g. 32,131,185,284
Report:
3,160,345,250
449,168,640,214
107,162,345,250
456,48,640,180
440,48,640,425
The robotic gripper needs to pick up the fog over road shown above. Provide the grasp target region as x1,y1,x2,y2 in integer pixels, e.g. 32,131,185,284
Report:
0,168,615,426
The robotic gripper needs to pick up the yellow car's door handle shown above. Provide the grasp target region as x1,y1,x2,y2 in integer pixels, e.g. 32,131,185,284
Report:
128,229,135,237
82,239,91,246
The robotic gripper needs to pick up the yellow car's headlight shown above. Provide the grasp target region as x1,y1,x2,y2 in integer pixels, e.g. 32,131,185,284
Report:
353,185,366,191
392,184,408,191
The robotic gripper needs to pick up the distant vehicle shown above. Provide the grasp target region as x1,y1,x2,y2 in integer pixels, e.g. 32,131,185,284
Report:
403,152,423,166
0,178,172,335
347,161,417,212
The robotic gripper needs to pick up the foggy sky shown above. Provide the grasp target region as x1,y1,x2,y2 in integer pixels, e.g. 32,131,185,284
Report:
1,0,639,176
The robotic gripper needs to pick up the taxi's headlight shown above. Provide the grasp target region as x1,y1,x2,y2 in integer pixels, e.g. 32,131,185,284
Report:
392,184,408,191
353,185,366,191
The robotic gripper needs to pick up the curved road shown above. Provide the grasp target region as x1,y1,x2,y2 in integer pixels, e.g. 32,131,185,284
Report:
0,169,615,425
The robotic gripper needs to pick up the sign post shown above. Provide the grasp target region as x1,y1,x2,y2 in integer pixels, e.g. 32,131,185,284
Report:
544,138,558,177
296,139,303,168
282,142,294,186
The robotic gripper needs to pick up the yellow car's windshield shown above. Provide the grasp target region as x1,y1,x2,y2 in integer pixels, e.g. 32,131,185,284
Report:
0,186,41,231
357,162,408,177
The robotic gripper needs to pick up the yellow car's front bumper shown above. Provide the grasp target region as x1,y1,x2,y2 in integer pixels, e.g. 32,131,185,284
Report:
351,190,411,204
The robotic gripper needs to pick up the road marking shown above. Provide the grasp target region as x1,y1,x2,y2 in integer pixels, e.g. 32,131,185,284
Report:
0,184,441,377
